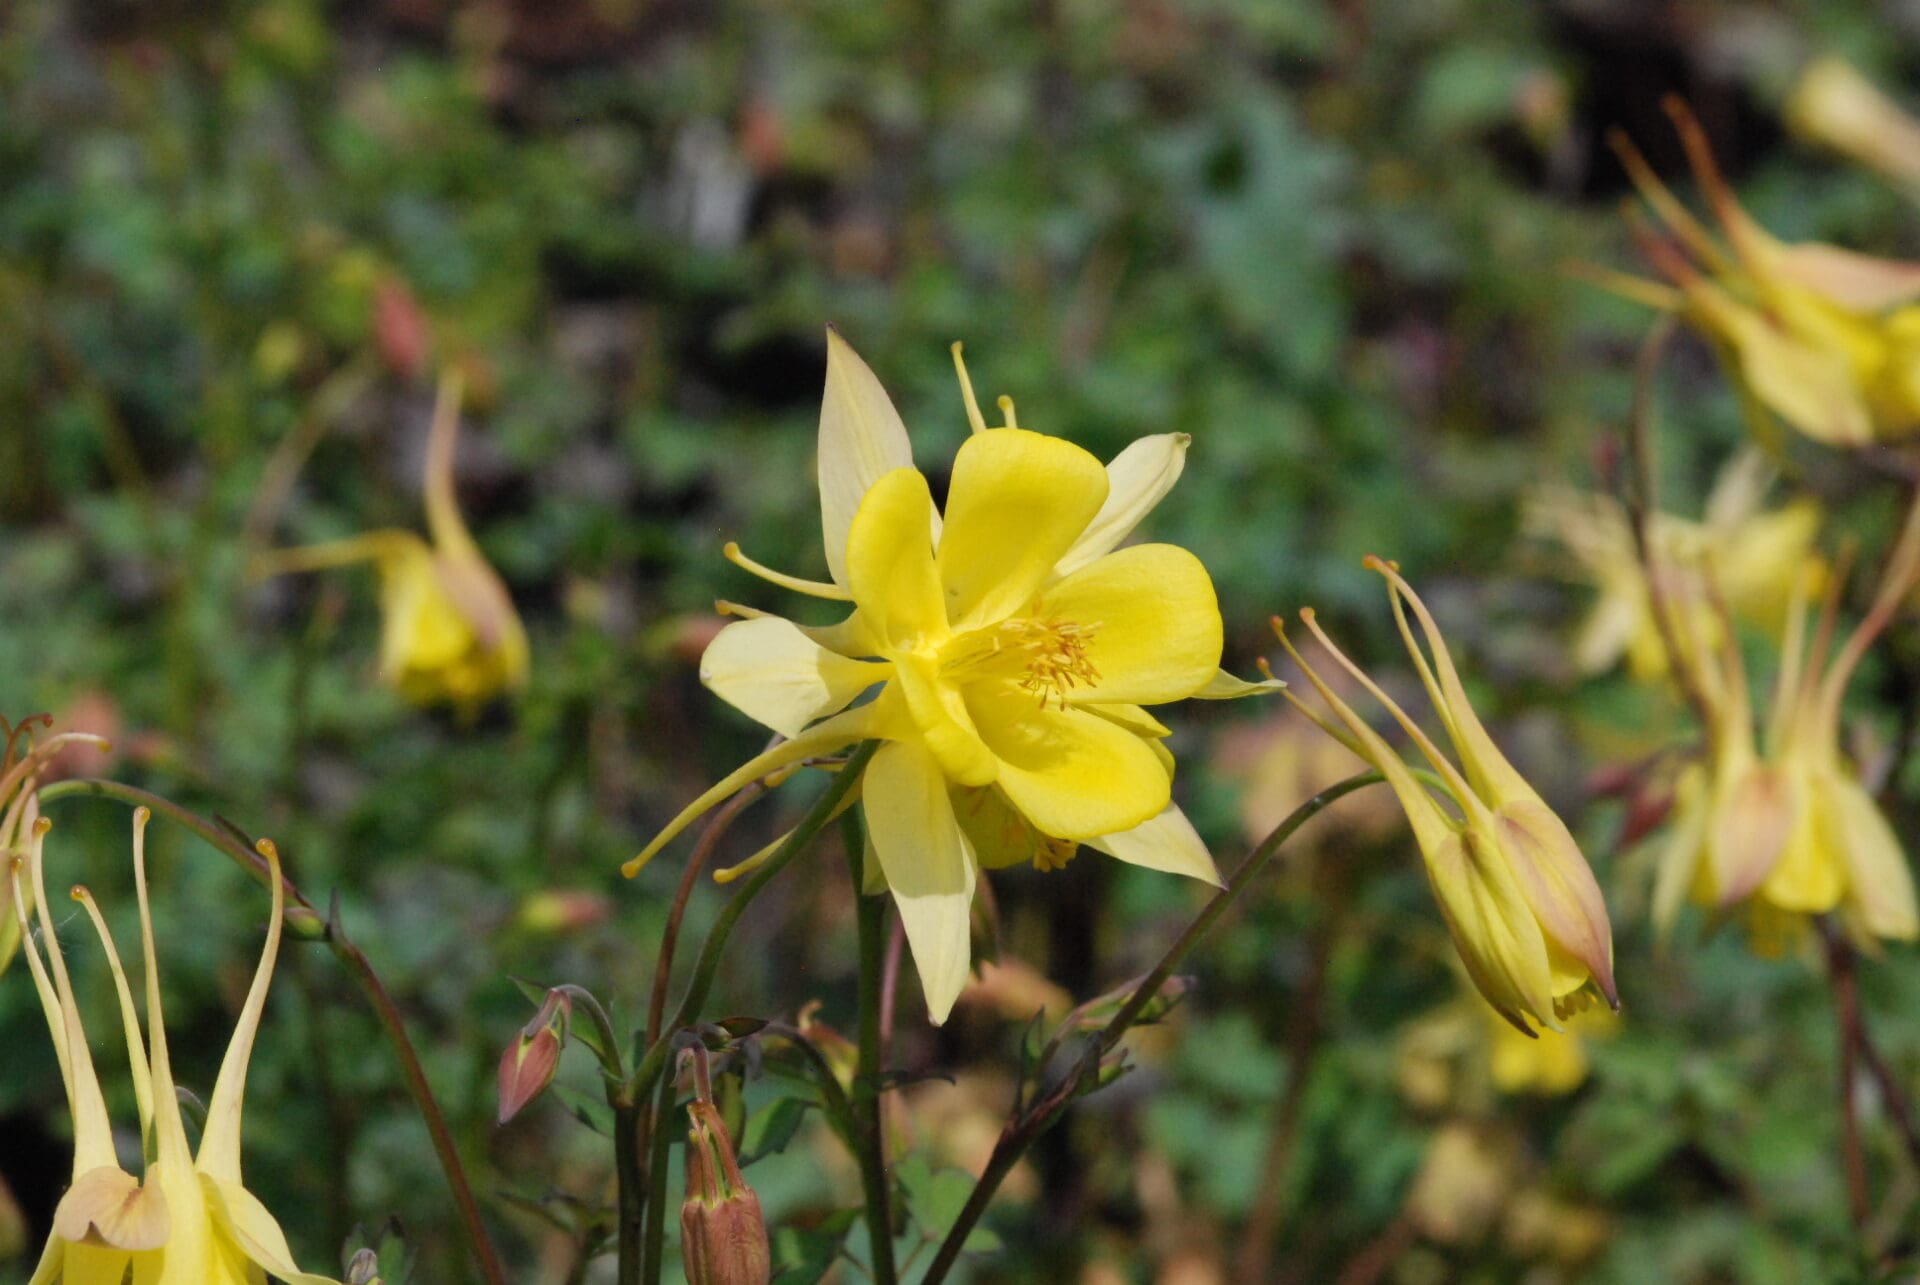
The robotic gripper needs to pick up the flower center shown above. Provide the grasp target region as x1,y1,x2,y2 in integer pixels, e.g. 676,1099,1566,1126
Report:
942,616,1101,708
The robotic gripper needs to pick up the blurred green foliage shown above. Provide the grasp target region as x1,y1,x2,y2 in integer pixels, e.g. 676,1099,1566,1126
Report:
5,0,1920,1281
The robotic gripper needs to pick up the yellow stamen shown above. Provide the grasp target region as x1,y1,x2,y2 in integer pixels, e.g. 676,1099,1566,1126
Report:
997,394,1019,430
945,617,1102,709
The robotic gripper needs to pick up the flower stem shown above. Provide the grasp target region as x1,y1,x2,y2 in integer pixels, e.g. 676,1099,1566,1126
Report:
919,771,1385,1284
34,778,507,1285
1820,917,1920,1229
622,741,879,1104
626,776,765,1268
843,809,899,1285
613,1097,645,1285
613,741,881,1282
641,1068,678,1285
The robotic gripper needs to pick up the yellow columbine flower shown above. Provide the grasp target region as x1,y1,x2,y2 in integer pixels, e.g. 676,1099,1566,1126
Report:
1787,58,1920,190
11,811,338,1284
1274,559,1617,1034
1523,452,1824,680
1655,498,1920,948
1591,97,1920,446
256,371,528,712
626,330,1270,1023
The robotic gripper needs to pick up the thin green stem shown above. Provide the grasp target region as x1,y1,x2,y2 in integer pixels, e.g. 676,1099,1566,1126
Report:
555,983,624,1080
34,778,507,1285
614,740,879,1283
622,742,879,1103
613,1097,644,1285
641,1068,678,1284
919,771,1386,1284
845,809,899,1285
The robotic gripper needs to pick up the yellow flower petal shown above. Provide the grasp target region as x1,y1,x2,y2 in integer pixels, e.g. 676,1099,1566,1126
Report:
845,469,948,648
893,654,998,786
818,329,926,587
1494,800,1616,1006
1426,826,1557,1035
1824,771,1919,941
1052,433,1189,577
936,429,1108,631
1761,765,1846,913
968,691,1171,840
700,616,890,738
863,741,978,1025
1193,668,1286,699
1039,544,1221,706
201,1176,341,1285
196,841,288,1186
53,1167,169,1252
1087,803,1222,886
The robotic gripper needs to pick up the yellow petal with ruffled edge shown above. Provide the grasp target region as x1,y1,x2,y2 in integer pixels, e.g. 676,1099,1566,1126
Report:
1038,543,1221,706
863,741,978,1024
936,429,1108,632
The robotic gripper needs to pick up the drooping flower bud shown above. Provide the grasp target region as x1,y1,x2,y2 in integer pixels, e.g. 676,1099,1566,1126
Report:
1786,58,1920,188
1274,560,1617,1034
497,989,570,1125
680,1100,771,1285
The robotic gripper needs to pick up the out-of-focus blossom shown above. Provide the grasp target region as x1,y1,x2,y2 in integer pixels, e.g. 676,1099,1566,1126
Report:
1398,988,1611,1108
1654,496,1920,948
1406,1122,1518,1245
1786,58,1920,189
1523,453,1824,681
1593,98,1920,446
255,372,528,713
627,330,1274,1024
1276,560,1617,1034
1213,703,1398,846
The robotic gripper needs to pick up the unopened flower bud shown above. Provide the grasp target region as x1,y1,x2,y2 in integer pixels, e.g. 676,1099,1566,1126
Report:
497,989,570,1124
346,1247,384,1285
681,1100,770,1285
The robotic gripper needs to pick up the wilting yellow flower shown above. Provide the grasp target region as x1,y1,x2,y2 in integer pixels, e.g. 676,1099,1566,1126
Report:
1654,498,1920,947
255,371,527,711
1787,58,1920,189
10,811,338,1284
0,718,111,977
626,330,1271,1022
1593,98,1920,445
1275,559,1617,1034
1523,453,1824,680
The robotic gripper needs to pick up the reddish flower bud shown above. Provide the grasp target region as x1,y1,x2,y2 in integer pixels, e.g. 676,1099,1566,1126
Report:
497,989,570,1124
681,1100,770,1285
